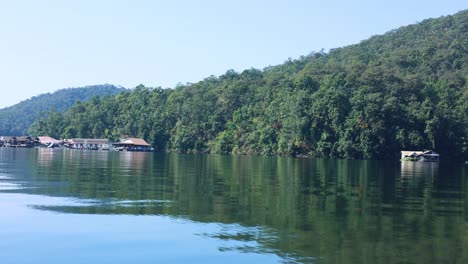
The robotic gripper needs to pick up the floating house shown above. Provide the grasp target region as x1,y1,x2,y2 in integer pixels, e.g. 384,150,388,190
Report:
38,136,61,147
401,150,440,162
0,136,36,147
65,138,113,150
113,137,153,152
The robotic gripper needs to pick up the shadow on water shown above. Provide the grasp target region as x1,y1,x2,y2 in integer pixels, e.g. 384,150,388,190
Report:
0,148,467,263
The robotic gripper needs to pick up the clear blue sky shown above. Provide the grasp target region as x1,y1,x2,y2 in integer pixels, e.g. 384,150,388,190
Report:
0,0,466,108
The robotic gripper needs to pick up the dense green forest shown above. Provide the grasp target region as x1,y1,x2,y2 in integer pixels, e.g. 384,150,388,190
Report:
30,11,468,160
0,84,125,136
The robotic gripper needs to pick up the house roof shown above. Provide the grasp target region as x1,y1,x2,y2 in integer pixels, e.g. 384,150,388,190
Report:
401,150,439,157
16,136,33,141
1,136,33,141
401,151,423,156
68,138,111,144
38,136,60,144
117,137,150,146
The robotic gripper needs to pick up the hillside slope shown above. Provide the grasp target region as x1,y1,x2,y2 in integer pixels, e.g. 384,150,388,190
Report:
31,10,468,160
0,84,126,135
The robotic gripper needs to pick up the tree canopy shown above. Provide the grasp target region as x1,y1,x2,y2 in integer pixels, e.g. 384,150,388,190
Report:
30,11,468,160
0,84,125,136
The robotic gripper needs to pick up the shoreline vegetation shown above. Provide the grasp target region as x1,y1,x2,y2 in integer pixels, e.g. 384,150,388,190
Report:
7,11,468,160
0,85,125,136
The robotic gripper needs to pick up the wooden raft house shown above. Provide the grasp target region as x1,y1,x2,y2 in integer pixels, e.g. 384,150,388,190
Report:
0,135,154,152
401,150,440,162
64,138,113,150
113,137,154,152
37,136,61,148
0,136,37,148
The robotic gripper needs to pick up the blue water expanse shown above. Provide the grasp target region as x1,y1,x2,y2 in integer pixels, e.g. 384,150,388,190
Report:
0,148,466,263
0,194,281,263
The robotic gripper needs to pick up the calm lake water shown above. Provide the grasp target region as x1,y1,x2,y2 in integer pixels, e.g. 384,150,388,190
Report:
0,148,467,263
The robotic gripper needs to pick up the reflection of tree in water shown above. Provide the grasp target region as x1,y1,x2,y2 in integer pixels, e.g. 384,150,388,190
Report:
6,151,468,264
201,226,318,264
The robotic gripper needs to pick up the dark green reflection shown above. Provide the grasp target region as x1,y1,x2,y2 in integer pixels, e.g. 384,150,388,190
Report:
1,148,467,263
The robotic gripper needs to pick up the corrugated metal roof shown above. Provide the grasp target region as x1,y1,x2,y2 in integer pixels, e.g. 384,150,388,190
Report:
69,138,111,144
120,138,150,146
401,150,439,157
38,136,60,144
401,151,423,156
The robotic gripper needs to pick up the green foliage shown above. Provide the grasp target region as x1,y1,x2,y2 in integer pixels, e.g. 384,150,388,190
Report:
29,10,468,160
0,84,125,136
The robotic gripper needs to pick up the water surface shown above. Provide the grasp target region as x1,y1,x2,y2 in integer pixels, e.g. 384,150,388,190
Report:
0,148,466,263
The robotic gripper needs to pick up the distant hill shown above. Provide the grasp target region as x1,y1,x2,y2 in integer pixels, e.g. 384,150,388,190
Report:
31,10,468,160
0,84,126,135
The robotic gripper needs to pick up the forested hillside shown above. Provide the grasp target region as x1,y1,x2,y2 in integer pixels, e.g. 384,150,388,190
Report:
30,11,468,160
0,84,125,136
